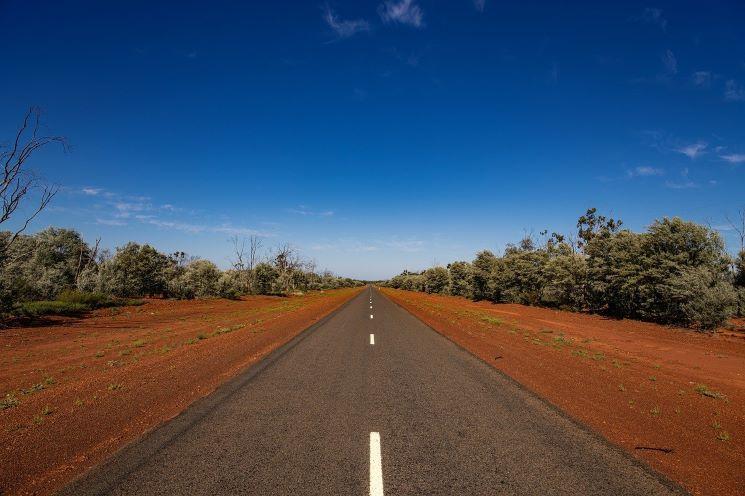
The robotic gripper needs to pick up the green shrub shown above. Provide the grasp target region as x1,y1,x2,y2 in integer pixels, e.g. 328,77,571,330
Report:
16,300,90,317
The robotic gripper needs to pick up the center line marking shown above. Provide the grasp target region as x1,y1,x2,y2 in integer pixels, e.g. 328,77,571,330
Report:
370,333,375,345
370,432,384,496
370,314,374,319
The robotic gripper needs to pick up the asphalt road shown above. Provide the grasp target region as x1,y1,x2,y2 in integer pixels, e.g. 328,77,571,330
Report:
60,287,683,496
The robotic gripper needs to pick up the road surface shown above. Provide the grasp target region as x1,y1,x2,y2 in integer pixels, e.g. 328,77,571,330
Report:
60,287,683,495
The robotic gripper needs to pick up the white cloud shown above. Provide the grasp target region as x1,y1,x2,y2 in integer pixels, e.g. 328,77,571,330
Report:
378,0,424,28
691,71,712,87
473,0,486,12
323,6,370,38
96,218,127,226
640,7,667,31
724,79,745,101
384,238,424,252
82,187,102,196
661,49,677,75
675,142,707,159
287,205,334,217
142,218,271,237
665,168,698,189
720,153,745,164
627,166,664,177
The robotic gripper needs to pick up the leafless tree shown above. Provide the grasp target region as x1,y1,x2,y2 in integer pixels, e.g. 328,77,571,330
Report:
248,235,262,271
725,207,745,253
229,235,247,271
1,107,67,255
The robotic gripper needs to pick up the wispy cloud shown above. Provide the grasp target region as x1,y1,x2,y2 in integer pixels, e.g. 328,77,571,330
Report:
665,168,698,189
323,5,370,39
73,186,272,238
95,218,127,226
640,7,668,31
378,0,424,28
675,142,707,159
384,238,424,252
691,71,712,87
473,0,486,12
287,205,335,217
720,153,745,164
661,49,677,75
627,166,664,177
142,218,272,237
724,79,745,101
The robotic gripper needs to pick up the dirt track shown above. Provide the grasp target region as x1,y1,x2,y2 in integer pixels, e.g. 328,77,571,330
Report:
382,288,745,496
0,288,362,495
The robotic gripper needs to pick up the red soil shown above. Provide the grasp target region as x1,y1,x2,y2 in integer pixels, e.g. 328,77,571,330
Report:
382,288,745,496
0,288,361,495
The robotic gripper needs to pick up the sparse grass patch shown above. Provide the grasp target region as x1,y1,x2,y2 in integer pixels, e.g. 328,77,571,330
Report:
107,383,122,391
1,392,20,410
480,315,503,326
41,405,53,416
650,405,661,417
131,339,146,348
693,384,725,399
717,431,731,441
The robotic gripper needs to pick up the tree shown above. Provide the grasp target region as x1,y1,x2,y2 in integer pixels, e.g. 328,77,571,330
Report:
448,261,473,298
168,259,221,299
1,107,66,258
471,250,500,301
253,262,278,294
576,208,623,252
733,250,745,317
99,243,171,297
423,266,450,294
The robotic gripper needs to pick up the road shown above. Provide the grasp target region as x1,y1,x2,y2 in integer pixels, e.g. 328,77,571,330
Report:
60,287,683,496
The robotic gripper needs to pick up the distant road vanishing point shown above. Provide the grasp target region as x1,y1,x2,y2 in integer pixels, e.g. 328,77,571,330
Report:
61,287,684,496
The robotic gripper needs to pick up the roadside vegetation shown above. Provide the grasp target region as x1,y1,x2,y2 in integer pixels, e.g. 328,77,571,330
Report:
0,108,360,323
385,208,745,330
0,229,360,321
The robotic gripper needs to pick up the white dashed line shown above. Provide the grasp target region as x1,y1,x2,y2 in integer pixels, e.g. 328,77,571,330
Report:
370,334,375,345
370,314,374,319
370,432,384,496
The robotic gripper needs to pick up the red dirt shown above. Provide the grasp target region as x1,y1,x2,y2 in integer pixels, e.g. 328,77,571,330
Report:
382,288,745,496
0,288,362,495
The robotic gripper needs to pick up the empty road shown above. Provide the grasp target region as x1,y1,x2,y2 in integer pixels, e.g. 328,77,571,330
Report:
60,287,683,496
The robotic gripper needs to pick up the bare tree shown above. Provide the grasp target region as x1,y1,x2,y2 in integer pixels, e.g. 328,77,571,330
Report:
725,207,745,253
1,107,67,255
248,235,262,271
229,235,247,271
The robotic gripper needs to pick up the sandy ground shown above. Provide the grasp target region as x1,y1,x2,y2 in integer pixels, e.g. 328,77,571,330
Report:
0,287,362,495
381,288,745,496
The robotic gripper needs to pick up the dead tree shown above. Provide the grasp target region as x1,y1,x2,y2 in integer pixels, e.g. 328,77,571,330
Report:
725,207,745,253
1,107,67,256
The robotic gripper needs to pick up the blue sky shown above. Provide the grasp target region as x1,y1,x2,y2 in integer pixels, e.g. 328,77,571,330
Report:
1,1,744,280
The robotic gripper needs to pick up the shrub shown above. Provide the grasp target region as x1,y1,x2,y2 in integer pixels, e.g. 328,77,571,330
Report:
423,267,450,294
99,243,172,297
16,301,89,318
448,261,473,298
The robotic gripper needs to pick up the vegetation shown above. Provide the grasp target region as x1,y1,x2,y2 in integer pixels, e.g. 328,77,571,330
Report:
385,209,740,330
0,227,360,320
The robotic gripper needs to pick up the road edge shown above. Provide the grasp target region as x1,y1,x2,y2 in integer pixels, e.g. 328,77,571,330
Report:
56,287,366,496
378,287,691,496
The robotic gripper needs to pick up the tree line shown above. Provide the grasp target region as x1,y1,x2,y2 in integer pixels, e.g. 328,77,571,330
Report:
385,209,745,330
0,227,361,318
